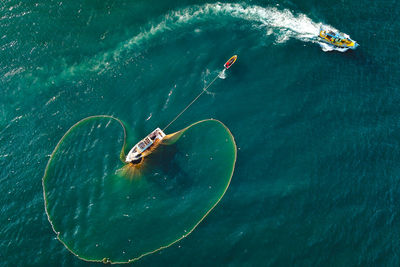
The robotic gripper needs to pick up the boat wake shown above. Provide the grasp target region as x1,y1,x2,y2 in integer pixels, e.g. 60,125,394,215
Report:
45,3,346,84
92,3,325,72
107,3,355,62
318,42,349,52
132,2,322,47
218,69,227,79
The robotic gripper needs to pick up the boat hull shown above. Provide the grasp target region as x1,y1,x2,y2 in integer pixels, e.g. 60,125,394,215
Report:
317,36,359,50
318,27,358,50
125,128,166,164
224,55,237,69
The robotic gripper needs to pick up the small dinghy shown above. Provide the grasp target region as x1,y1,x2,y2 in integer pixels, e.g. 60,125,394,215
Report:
224,55,237,69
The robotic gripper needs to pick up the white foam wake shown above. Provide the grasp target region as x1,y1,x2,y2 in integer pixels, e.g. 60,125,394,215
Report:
187,3,321,42
118,3,322,49
50,3,340,83
319,42,349,52
218,69,227,79
85,3,324,74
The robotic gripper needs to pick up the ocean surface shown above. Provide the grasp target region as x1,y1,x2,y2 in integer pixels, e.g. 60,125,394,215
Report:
1,0,400,266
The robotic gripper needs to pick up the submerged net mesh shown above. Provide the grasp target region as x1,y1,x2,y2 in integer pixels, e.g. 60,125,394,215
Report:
42,116,236,263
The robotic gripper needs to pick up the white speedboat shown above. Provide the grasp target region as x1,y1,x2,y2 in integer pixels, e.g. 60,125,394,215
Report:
125,128,166,164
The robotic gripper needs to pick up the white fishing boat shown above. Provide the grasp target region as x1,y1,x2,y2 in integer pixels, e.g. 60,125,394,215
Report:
125,128,166,164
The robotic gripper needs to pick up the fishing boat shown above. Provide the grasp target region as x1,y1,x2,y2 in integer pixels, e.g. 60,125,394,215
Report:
224,55,237,69
125,128,166,164
318,26,359,50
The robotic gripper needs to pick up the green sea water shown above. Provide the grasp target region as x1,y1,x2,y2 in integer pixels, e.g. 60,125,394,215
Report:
1,0,400,266
43,117,236,263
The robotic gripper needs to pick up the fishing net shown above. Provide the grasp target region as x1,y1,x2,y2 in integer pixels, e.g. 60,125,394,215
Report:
42,116,236,263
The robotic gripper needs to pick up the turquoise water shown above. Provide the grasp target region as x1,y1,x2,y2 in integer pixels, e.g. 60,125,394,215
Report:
1,0,400,265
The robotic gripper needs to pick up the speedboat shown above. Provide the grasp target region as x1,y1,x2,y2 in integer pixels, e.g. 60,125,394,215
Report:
224,55,237,69
125,128,166,164
318,26,359,50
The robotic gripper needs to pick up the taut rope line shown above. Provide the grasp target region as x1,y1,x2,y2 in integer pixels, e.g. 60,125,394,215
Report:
162,72,221,131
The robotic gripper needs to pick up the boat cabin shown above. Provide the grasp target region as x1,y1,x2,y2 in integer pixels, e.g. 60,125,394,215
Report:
125,128,166,163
